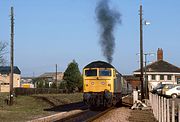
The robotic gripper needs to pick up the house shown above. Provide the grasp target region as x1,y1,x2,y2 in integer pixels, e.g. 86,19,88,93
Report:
39,72,63,82
21,77,35,88
123,75,141,90
0,66,21,92
134,48,180,90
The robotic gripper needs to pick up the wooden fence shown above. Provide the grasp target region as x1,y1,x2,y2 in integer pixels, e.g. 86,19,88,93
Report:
14,88,68,96
149,92,180,122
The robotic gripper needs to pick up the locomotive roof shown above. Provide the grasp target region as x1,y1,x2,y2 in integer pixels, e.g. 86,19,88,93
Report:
84,61,114,69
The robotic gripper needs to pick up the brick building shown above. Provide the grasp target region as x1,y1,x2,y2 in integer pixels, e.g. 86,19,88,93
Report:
134,48,180,90
0,66,21,92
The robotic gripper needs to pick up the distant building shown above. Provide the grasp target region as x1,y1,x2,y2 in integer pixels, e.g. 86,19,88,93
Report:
0,66,21,92
21,77,35,88
39,72,63,82
123,75,140,90
134,48,180,90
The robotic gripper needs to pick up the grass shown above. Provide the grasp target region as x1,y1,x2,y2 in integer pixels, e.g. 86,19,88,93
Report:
33,93,83,106
0,93,83,122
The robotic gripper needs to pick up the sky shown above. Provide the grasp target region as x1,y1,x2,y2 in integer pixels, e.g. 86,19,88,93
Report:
0,0,180,77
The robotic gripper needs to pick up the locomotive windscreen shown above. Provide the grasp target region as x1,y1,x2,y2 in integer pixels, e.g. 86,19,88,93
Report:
85,69,97,76
99,69,111,76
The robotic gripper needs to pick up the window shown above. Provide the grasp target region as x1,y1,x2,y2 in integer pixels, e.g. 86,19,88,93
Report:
167,75,172,80
99,69,111,76
152,75,156,80
177,78,180,84
176,87,180,90
85,69,97,76
1,83,9,85
160,75,164,80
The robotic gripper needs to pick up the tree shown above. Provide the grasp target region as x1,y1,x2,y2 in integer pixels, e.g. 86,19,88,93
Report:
0,41,8,66
50,82,57,88
59,80,67,89
33,77,45,88
63,60,82,92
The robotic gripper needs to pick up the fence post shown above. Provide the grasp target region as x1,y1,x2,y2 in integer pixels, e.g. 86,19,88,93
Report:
133,90,138,104
149,92,152,106
172,100,175,122
164,97,166,122
154,94,156,119
153,94,155,116
156,95,158,120
167,99,170,122
161,97,164,122
158,96,161,122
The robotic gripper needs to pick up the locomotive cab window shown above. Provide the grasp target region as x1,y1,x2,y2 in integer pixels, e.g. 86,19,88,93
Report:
85,69,97,76
99,69,111,76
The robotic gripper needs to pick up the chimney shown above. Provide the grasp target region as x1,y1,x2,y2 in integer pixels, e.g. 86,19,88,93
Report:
157,48,163,61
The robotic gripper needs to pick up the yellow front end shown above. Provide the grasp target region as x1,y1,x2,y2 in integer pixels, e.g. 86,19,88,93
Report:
83,68,115,93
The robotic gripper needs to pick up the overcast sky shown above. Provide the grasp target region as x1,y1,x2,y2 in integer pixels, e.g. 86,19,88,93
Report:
0,0,180,76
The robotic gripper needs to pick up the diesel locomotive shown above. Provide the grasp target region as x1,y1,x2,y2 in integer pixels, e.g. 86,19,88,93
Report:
83,61,130,109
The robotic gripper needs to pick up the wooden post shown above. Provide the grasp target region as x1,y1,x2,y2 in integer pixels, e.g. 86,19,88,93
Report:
158,96,161,122
133,90,138,104
161,97,164,122
149,92,152,105
167,99,170,122
164,98,166,122
152,94,155,116
178,103,180,122
172,100,175,122
157,95,159,121
10,6,14,106
156,95,158,120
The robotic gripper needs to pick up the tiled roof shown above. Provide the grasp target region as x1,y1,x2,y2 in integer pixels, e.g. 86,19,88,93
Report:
123,75,140,81
39,72,63,78
0,66,21,74
134,60,180,73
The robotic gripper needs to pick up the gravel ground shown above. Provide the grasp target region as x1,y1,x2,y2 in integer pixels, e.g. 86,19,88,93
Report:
93,107,131,122
93,106,157,122
93,95,157,122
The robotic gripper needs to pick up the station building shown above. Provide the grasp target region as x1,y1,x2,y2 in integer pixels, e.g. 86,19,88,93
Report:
133,48,180,90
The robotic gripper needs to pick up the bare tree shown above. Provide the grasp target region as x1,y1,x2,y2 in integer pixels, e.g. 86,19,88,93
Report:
0,41,8,66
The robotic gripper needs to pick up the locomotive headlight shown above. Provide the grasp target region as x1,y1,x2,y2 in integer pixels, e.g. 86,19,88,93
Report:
91,82,95,85
101,82,105,85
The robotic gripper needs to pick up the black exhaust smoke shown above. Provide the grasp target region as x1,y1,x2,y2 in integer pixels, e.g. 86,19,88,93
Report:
95,0,121,63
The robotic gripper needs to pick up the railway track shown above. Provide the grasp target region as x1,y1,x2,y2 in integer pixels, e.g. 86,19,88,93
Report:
55,107,113,122
55,95,132,122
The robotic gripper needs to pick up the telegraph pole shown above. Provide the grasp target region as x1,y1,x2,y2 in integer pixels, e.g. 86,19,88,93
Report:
139,2,144,100
55,64,58,90
10,6,14,105
144,54,148,99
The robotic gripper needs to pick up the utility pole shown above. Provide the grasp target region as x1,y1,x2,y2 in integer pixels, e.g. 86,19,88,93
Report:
144,53,154,99
10,6,14,105
139,2,144,100
55,64,58,90
144,54,148,99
